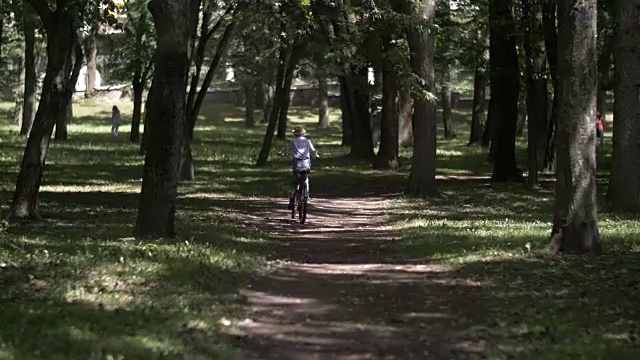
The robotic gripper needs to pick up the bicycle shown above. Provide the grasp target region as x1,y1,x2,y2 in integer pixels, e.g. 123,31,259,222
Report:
278,153,309,224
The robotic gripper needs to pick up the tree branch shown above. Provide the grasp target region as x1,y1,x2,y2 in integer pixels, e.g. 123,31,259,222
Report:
189,20,236,131
203,5,234,44
25,0,53,28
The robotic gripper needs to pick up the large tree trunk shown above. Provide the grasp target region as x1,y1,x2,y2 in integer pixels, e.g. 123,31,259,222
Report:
346,67,375,159
489,0,522,182
524,0,549,188
547,0,601,254
84,25,98,98
440,71,456,139
10,6,76,220
608,0,640,212
398,87,413,147
469,67,486,145
21,4,37,137
318,73,330,129
130,80,144,143
339,76,352,146
542,0,558,171
134,0,192,238
373,58,400,169
406,0,438,197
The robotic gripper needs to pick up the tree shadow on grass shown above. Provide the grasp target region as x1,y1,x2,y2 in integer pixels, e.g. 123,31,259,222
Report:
0,247,252,359
448,253,640,358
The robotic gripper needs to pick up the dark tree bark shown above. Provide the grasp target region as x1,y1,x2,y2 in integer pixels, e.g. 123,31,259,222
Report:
523,0,549,188
597,3,613,116
481,104,492,147
542,0,558,171
130,80,144,143
21,4,37,136
398,87,413,147
318,72,330,129
244,82,255,127
440,71,456,139
84,24,98,98
373,57,400,169
339,76,352,146
469,66,486,145
276,54,300,140
140,86,153,155
405,0,438,197
54,43,83,141
547,0,601,255
489,0,522,182
134,0,193,239
608,0,640,212
11,1,78,220
346,67,375,159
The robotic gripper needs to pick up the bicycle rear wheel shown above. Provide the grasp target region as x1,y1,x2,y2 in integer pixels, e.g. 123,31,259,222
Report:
291,193,297,220
299,187,307,224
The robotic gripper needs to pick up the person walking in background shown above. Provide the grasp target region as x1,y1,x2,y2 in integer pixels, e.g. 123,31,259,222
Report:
111,105,122,141
596,112,606,147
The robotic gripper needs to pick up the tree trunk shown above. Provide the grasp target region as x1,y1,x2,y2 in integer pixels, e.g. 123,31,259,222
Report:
54,43,83,141
245,82,255,127
481,105,492,147
276,51,300,139
256,41,291,166
339,76,352,146
10,7,76,220
180,17,236,180
84,25,98,98
608,0,640,212
469,66,486,145
318,73,330,129
130,80,144,143
21,4,37,137
398,87,413,147
524,0,549,188
347,67,375,159
543,0,559,171
373,59,400,169
134,0,191,239
405,0,438,197
547,0,601,255
489,0,522,182
441,71,456,139
597,13,613,116
140,86,153,156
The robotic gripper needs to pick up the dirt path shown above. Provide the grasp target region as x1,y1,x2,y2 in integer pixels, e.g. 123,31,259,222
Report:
229,197,485,360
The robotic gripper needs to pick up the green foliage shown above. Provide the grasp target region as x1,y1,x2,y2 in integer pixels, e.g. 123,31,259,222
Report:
106,0,155,85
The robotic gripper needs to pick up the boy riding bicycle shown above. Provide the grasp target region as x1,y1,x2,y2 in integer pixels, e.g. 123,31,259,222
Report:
278,125,319,210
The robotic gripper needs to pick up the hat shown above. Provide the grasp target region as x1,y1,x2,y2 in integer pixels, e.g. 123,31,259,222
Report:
292,125,306,136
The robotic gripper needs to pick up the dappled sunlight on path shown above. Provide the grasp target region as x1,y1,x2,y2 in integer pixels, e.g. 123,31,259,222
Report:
228,198,487,360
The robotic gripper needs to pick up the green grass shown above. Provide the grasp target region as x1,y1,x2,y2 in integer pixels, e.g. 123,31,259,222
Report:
0,98,637,359
389,112,639,359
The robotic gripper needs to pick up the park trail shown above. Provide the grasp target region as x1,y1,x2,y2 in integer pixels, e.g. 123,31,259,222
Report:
228,197,487,360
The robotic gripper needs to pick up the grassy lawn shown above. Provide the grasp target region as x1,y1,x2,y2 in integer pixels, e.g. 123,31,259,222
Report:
0,97,638,359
